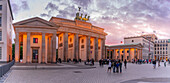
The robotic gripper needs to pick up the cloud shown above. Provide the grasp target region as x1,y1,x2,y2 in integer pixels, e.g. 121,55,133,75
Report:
10,0,30,15
11,0,170,45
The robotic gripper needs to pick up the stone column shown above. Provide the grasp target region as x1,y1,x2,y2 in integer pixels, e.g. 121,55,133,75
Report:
41,32,45,63
123,49,125,61
109,50,111,59
118,49,120,60
26,32,31,63
64,33,68,61
95,37,98,61
74,33,79,60
134,48,136,60
48,36,52,63
86,36,91,60
129,48,131,61
114,49,116,59
102,39,105,59
15,32,20,62
52,33,56,62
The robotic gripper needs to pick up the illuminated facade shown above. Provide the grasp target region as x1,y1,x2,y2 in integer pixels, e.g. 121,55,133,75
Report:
106,34,155,61
13,17,107,63
0,0,13,62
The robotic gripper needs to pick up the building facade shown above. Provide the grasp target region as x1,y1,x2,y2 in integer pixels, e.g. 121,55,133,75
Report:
0,0,13,62
154,39,170,60
106,34,155,61
13,17,107,63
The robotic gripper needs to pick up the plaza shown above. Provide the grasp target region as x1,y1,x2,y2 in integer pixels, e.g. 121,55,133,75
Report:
4,62,170,83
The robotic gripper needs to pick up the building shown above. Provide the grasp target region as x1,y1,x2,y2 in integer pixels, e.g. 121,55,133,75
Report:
0,0,13,62
106,34,155,61
13,17,107,63
154,39,170,60
141,34,158,42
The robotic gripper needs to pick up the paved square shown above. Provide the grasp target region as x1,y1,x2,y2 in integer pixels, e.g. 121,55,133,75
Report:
4,62,170,83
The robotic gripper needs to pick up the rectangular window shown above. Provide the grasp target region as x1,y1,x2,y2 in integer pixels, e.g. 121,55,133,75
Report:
0,5,2,10
0,17,1,27
0,31,2,41
33,38,38,43
0,47,1,59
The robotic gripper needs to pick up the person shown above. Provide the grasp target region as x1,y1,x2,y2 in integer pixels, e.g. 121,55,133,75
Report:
152,60,156,69
107,60,112,73
149,59,151,64
124,59,127,69
119,60,122,73
164,59,166,67
158,59,160,67
99,59,102,66
116,61,119,73
113,61,116,73
91,58,94,65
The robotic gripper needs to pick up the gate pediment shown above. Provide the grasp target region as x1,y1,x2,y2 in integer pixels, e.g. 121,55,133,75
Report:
13,17,58,29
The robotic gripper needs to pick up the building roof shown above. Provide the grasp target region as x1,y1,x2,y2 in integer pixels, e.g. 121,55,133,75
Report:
8,0,14,20
107,43,142,47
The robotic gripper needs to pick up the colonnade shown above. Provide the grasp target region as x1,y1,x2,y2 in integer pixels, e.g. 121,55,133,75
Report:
106,48,142,62
58,32,105,61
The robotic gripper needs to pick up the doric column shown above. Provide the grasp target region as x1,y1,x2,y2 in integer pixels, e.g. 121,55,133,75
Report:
26,32,31,63
109,50,111,59
86,36,91,60
15,32,20,62
114,49,116,59
41,32,45,63
48,36,52,63
64,33,68,61
52,33,56,62
102,39,105,59
74,33,79,60
118,49,120,60
123,49,125,61
134,48,136,60
129,48,131,61
95,37,98,61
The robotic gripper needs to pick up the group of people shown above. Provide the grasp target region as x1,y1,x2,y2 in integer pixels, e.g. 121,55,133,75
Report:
153,59,167,69
107,59,127,73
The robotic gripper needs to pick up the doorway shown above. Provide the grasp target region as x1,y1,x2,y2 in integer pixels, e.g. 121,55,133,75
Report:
32,49,38,63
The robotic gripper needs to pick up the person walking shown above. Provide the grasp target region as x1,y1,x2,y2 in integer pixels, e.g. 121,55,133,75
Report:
164,59,166,67
107,60,112,73
124,59,127,69
153,60,156,69
119,60,122,73
113,61,116,73
158,60,160,67
116,61,119,73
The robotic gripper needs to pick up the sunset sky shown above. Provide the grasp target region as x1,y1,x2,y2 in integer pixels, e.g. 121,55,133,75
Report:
10,0,170,45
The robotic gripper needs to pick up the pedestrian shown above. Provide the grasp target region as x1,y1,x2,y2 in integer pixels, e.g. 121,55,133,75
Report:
149,59,151,64
107,60,112,73
113,61,116,73
164,59,166,67
91,58,94,65
152,60,156,69
158,59,160,67
99,59,102,66
116,61,119,73
124,59,127,69
119,60,122,73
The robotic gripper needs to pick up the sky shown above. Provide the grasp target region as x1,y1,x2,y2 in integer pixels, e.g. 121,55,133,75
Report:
10,0,170,45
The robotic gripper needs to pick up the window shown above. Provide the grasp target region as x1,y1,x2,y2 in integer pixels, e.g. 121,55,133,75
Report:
0,17,1,27
0,5,2,10
0,47,1,59
0,31,2,41
81,39,84,43
33,38,38,43
60,37,62,41
132,40,134,42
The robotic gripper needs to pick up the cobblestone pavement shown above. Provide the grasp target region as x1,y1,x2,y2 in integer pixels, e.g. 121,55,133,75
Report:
4,62,170,83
